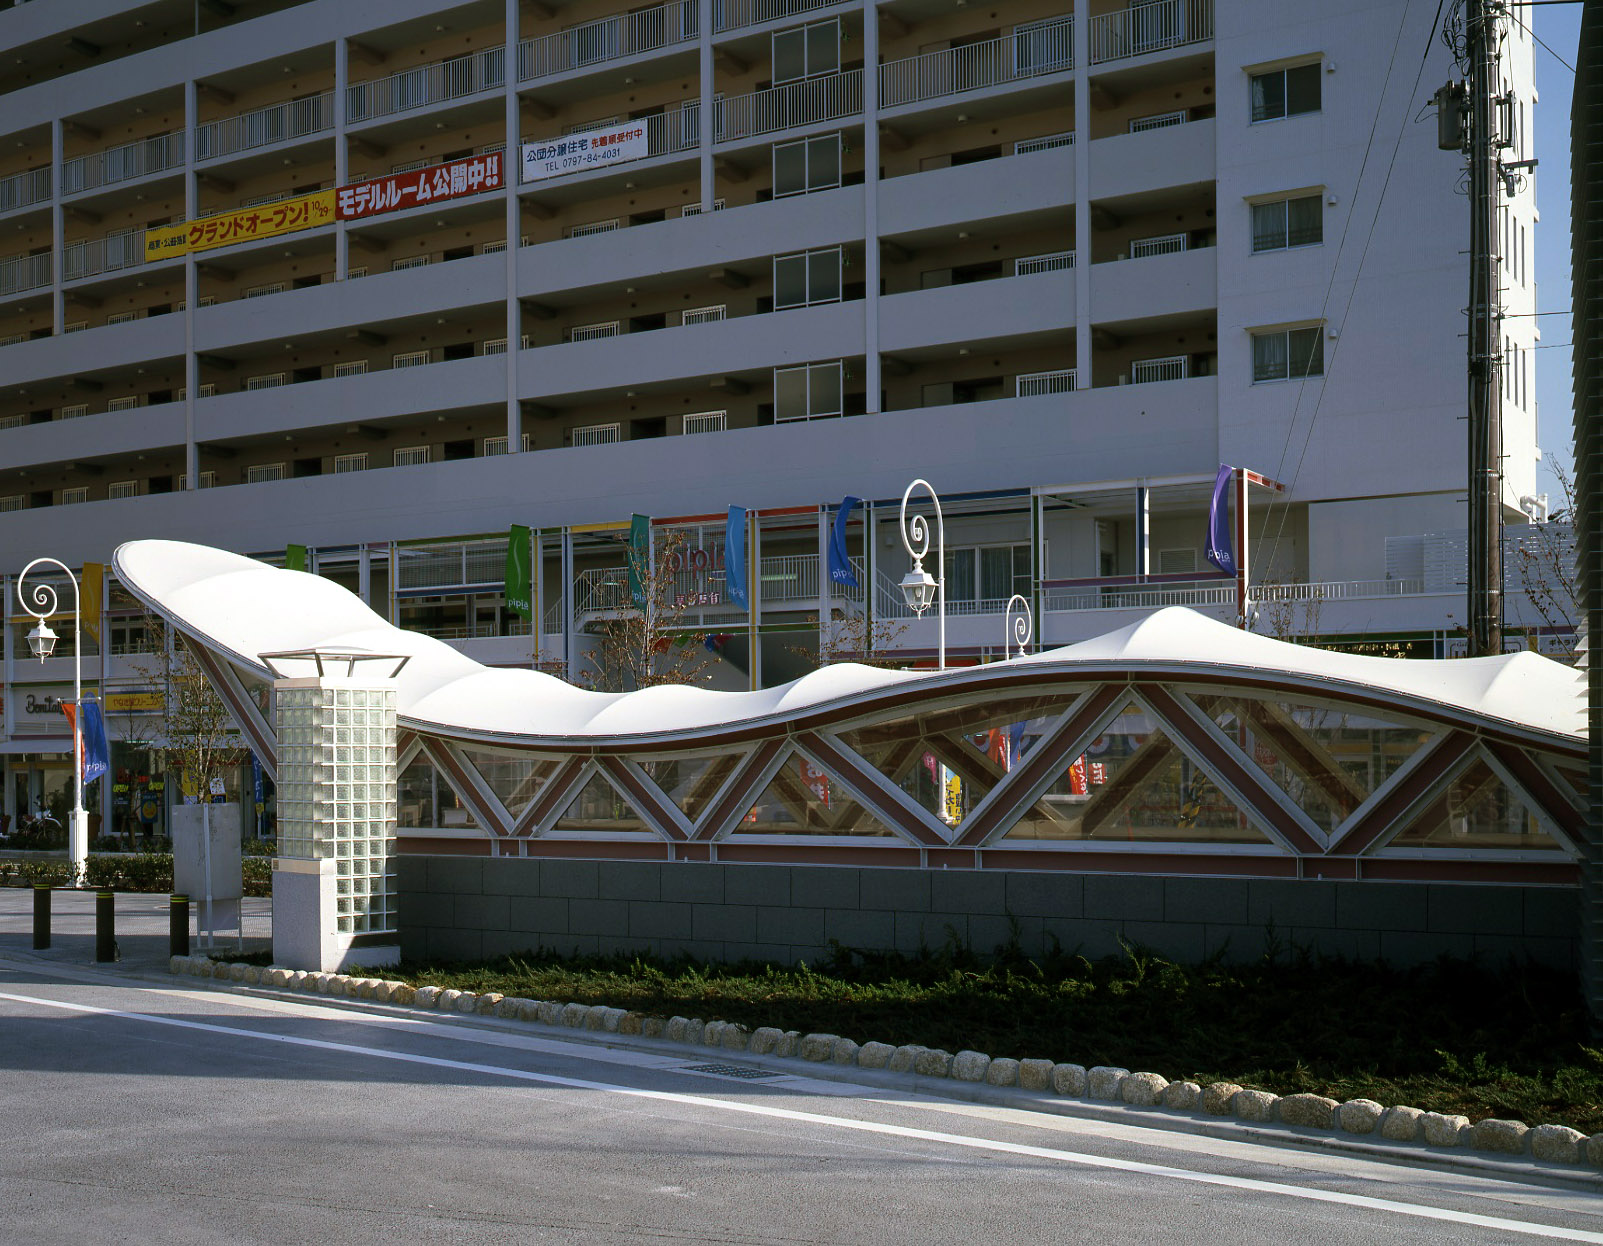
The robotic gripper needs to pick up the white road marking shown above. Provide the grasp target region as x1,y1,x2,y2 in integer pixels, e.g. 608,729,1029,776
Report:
3,987,1599,1243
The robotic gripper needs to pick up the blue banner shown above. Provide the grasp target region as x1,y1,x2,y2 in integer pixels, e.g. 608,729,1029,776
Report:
725,506,748,610
828,496,861,588
80,699,109,785
1204,465,1236,575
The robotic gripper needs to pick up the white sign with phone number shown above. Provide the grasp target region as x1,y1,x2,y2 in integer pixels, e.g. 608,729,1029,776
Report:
521,124,649,182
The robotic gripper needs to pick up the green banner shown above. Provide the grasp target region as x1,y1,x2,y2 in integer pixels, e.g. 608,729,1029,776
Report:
506,524,532,618
627,514,650,608
284,544,308,572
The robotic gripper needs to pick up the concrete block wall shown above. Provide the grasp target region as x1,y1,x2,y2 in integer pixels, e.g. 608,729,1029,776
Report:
396,856,1581,969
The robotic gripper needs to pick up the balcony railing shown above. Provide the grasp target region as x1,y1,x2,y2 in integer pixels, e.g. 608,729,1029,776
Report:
879,18,1071,108
195,91,334,160
1017,368,1075,397
1128,232,1188,259
714,0,837,33
61,132,184,196
572,553,864,617
1043,576,1426,614
0,167,50,214
518,0,697,81
716,69,862,142
1089,0,1213,64
0,250,51,296
348,48,506,123
396,538,510,592
1017,250,1074,275
63,230,144,281
1129,355,1188,384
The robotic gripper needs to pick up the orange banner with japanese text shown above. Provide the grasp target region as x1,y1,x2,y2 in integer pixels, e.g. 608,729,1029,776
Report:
143,190,336,260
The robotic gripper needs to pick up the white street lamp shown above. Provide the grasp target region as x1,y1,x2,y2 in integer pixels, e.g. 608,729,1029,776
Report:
18,558,87,881
1005,593,1033,659
898,478,946,670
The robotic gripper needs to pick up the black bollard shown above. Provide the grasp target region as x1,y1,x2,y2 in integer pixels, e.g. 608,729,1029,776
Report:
32,884,50,950
95,891,116,963
170,894,190,958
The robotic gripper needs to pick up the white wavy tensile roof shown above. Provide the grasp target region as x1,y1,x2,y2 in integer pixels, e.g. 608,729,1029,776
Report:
111,539,1584,746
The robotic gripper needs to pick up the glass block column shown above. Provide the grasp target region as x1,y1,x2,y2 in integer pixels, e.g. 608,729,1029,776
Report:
271,675,400,972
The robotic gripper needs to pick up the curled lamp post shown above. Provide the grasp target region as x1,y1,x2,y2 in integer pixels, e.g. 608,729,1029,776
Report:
1005,593,1033,659
18,558,87,881
898,478,945,670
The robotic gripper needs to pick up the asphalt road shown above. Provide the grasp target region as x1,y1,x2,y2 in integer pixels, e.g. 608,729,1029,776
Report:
2,953,1602,1245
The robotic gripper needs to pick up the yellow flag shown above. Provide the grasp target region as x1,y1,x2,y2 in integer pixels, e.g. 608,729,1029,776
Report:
81,562,103,645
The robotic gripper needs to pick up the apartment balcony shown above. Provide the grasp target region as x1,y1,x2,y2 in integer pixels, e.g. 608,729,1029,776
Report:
1,312,184,392
880,144,1073,231
713,0,840,34
194,91,334,163
60,132,184,199
714,69,862,146
0,167,50,219
878,17,1071,112
1088,243,1215,324
347,47,506,125
880,269,1075,354
63,229,147,282
517,0,697,84
0,250,51,297
1088,0,1213,65
0,399,187,475
1089,116,1214,200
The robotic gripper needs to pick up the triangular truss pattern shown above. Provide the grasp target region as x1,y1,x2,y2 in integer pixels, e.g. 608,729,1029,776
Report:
398,750,481,832
633,749,750,827
993,696,1277,848
723,743,897,839
546,765,664,837
831,694,1078,838
420,738,508,836
458,745,563,826
1370,746,1576,857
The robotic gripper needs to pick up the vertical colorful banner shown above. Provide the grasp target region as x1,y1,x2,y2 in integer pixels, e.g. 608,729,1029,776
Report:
284,544,308,572
828,496,861,588
725,506,748,610
627,514,650,608
1205,464,1236,575
506,524,532,618
60,700,110,784
80,562,104,645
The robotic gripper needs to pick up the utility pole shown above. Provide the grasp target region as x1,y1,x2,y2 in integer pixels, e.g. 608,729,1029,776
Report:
1438,0,1508,656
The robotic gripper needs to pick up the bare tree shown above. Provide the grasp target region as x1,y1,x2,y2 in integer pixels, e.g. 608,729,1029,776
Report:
795,605,910,670
583,530,720,692
1510,465,1578,658
130,612,249,806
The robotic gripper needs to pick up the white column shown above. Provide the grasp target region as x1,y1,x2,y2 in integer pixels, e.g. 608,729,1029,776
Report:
1072,0,1091,390
335,37,349,281
862,5,881,412
749,514,763,688
562,528,577,681
817,505,830,659
183,79,199,489
50,118,63,335
505,0,523,453
699,0,714,211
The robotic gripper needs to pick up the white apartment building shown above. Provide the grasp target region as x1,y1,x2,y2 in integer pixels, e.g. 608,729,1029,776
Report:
0,0,1544,831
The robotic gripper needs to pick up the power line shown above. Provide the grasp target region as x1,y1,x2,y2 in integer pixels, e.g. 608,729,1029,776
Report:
1505,6,1577,69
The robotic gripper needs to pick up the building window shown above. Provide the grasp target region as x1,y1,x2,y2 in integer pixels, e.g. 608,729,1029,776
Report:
1251,325,1324,382
61,486,89,505
108,480,138,499
572,422,622,447
773,132,841,198
393,445,430,467
333,361,368,377
683,410,727,435
246,463,286,483
943,544,1030,605
773,247,842,310
774,360,843,422
1251,193,1323,252
1250,62,1321,123
772,18,839,84
393,350,431,368
334,453,369,473
245,373,286,390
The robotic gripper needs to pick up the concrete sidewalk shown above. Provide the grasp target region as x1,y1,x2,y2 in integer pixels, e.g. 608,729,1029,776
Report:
0,886,272,973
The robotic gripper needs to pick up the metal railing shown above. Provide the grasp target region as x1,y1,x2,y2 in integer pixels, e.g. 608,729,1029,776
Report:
1129,355,1188,384
1043,576,1426,614
879,18,1071,108
396,539,510,592
195,91,334,160
714,0,837,32
716,69,862,142
573,553,865,616
0,250,51,296
64,230,144,281
61,132,183,196
348,48,506,122
0,167,50,214
1017,250,1074,275
1128,232,1188,259
1017,368,1075,397
518,0,697,80
1089,0,1213,64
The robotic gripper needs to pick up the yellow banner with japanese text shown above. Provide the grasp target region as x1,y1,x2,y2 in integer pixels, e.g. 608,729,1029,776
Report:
143,190,336,260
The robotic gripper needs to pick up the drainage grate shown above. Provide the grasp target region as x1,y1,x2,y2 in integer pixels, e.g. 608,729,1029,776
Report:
681,1063,782,1081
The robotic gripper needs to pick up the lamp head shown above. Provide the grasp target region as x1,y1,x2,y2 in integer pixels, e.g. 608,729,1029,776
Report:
899,566,938,615
27,619,57,661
